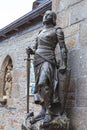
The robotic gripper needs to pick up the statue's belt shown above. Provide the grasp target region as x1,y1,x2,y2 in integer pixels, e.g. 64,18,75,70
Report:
35,52,59,68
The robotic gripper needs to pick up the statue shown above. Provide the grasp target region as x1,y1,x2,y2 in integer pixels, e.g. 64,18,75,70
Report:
4,64,12,99
22,10,70,130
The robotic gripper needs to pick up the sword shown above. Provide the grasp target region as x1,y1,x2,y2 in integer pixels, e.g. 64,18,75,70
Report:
26,48,31,113
22,48,34,129
25,48,34,117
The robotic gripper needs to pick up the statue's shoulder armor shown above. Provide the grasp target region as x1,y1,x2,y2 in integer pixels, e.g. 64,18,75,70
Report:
55,27,64,37
55,27,62,30
55,27,63,34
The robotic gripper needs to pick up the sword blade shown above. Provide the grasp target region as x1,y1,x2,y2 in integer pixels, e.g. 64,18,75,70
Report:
27,53,30,113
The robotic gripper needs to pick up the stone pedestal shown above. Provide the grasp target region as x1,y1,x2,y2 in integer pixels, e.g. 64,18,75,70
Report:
21,114,70,130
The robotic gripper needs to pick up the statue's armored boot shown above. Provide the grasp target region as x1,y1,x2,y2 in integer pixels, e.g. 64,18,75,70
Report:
42,86,53,124
43,103,62,124
43,107,52,124
30,104,46,124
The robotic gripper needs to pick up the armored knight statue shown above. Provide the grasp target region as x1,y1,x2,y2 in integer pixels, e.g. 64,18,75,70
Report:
27,10,69,126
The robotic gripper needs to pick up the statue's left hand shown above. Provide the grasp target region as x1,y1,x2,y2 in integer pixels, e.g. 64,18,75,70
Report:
59,64,66,74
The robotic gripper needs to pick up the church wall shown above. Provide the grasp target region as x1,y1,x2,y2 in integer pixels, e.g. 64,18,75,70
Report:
52,0,87,129
0,23,42,130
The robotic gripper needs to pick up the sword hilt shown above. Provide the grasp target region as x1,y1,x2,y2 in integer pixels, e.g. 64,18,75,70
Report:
24,58,33,61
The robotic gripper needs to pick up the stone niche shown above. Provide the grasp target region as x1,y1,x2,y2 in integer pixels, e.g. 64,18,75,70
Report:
0,55,13,106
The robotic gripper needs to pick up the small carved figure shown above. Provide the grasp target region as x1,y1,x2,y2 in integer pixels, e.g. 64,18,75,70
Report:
26,10,70,128
4,64,12,99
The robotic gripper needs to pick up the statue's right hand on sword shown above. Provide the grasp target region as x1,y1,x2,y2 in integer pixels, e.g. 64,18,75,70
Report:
26,47,35,55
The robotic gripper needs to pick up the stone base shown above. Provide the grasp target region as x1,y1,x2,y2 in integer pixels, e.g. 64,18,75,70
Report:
21,114,70,130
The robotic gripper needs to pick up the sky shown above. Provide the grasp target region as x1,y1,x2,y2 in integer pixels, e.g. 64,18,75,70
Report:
0,0,35,29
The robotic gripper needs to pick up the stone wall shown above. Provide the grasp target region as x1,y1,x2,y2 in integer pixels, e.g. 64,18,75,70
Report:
0,23,42,130
52,0,87,129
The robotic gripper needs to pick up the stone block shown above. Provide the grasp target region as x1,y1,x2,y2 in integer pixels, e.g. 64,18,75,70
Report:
76,78,87,107
66,99,75,108
66,80,75,108
13,70,21,82
79,19,87,44
78,46,87,77
12,84,20,98
52,0,58,12
65,35,76,49
70,107,87,130
69,0,87,25
68,79,75,92
64,24,78,38
68,50,80,78
68,46,87,78
52,0,83,12
56,11,69,28
69,0,84,6
67,92,75,100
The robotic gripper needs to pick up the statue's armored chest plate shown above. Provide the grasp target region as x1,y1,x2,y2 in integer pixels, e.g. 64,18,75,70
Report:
38,28,58,45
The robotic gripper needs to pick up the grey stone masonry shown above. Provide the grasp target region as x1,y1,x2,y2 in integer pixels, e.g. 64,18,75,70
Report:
52,0,87,130
0,23,42,130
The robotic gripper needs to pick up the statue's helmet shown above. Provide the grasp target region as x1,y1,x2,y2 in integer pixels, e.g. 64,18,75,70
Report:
43,10,57,26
